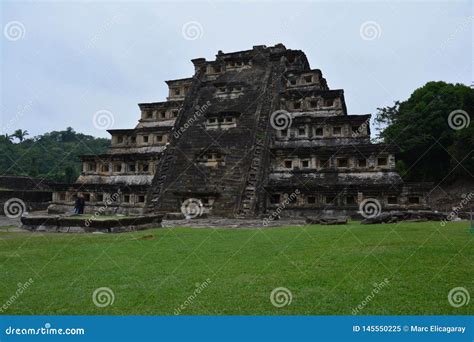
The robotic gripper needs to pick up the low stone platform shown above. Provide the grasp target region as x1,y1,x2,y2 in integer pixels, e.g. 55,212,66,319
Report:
20,214,163,233
360,211,448,224
162,217,308,228
305,216,348,225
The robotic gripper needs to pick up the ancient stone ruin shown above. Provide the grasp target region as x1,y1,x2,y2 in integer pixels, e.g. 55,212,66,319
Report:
0,176,52,215
49,44,431,218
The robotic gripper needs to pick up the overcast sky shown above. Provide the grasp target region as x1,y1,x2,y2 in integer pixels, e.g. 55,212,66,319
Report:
1,0,472,138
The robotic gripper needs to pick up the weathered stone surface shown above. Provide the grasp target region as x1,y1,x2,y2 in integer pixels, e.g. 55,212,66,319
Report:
162,217,307,228
0,176,53,190
47,44,432,219
305,216,348,225
20,215,59,226
20,214,162,233
360,211,447,224
0,190,52,215
0,176,53,215
163,212,185,220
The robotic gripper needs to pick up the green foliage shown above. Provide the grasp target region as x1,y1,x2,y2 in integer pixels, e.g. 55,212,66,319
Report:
375,81,473,182
0,127,110,183
0,134,13,143
64,165,77,184
12,129,29,142
395,160,407,176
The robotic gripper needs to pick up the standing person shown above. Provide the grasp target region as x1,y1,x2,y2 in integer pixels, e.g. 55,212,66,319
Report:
77,193,86,214
73,194,81,214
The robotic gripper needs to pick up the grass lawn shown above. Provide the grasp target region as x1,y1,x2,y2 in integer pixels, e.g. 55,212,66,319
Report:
0,221,472,315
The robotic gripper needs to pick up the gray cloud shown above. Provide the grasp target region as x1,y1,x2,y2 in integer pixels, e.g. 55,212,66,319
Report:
1,1,471,138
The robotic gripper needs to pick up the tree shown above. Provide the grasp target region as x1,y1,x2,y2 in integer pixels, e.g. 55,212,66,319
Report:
64,165,77,184
0,134,13,143
0,128,110,183
12,129,29,142
61,127,76,142
375,81,473,182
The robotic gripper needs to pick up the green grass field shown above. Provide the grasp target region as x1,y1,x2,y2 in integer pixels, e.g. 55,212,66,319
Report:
0,221,472,315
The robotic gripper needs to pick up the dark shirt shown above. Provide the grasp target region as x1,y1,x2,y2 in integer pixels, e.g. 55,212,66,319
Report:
75,198,85,209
